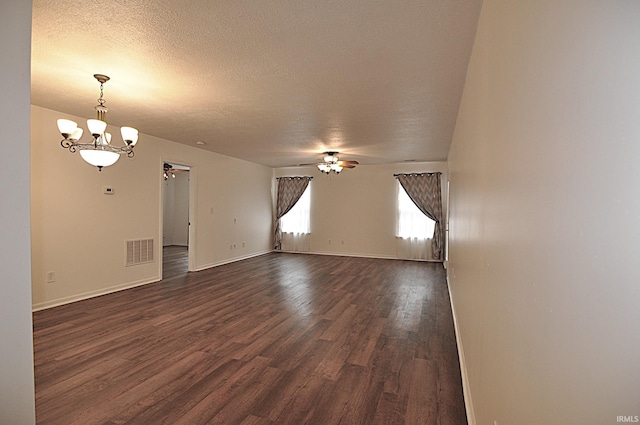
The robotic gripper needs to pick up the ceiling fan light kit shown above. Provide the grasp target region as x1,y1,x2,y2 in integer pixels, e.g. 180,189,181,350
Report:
163,162,177,180
57,74,139,171
317,151,358,175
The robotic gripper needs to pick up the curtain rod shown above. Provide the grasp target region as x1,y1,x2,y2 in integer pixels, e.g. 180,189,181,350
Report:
276,176,313,180
393,172,441,177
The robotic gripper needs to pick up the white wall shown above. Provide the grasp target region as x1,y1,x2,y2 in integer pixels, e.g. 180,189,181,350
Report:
447,1,640,424
0,1,36,423
31,105,273,310
275,162,447,259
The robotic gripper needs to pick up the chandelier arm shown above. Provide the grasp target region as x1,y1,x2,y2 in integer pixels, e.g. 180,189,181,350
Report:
60,138,73,149
70,142,128,155
103,145,131,154
74,142,101,150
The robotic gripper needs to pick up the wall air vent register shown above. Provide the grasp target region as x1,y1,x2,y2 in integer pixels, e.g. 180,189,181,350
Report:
126,239,154,266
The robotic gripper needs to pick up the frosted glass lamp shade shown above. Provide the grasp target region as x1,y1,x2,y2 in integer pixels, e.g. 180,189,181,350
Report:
87,119,107,136
121,126,139,146
79,149,120,168
57,119,78,137
70,128,84,141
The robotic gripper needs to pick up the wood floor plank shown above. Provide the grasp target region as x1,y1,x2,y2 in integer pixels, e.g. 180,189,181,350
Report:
347,316,388,367
250,338,332,419
238,415,275,425
406,358,439,425
34,250,467,424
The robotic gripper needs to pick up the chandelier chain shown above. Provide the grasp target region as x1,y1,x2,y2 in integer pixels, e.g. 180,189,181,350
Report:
98,83,106,107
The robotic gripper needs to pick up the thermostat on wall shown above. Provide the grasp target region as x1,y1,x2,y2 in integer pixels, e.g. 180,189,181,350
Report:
103,186,114,195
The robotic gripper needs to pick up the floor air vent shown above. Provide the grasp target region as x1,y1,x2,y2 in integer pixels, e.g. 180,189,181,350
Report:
126,239,154,266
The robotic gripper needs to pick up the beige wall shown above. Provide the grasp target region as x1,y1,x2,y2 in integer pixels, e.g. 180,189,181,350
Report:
448,1,640,424
275,162,447,259
31,105,273,310
1,1,36,423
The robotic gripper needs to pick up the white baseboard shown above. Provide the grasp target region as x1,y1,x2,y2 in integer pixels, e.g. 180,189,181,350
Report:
446,273,476,425
32,276,160,312
281,250,397,260
278,249,443,263
193,250,272,272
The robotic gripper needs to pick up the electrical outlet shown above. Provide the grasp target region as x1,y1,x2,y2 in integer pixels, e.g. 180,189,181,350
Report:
46,271,55,283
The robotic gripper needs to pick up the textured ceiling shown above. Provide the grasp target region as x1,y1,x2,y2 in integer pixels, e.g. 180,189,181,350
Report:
31,0,482,167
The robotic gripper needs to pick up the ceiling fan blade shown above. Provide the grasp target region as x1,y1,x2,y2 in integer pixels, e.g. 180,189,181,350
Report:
340,160,359,165
341,164,357,169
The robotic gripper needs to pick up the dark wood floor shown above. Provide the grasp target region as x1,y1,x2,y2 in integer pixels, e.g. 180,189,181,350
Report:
33,250,467,425
162,245,189,279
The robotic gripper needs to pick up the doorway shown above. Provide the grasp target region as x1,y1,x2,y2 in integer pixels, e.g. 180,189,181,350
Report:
162,162,191,278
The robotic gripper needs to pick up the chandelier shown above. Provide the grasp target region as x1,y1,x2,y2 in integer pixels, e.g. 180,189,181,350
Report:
57,74,139,171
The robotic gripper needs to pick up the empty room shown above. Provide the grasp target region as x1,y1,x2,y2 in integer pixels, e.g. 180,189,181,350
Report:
2,1,640,424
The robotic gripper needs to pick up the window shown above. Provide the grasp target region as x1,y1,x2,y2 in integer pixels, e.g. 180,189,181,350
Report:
397,182,435,239
280,184,311,234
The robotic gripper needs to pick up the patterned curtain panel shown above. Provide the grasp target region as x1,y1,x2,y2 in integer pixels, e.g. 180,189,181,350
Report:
274,176,312,250
396,172,444,260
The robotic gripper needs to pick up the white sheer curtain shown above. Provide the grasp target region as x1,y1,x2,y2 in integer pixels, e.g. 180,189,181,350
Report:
396,172,444,260
274,176,312,250
280,184,311,252
396,181,435,260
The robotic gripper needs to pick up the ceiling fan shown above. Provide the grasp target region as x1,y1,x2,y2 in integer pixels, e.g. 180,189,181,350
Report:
163,162,189,180
315,151,359,174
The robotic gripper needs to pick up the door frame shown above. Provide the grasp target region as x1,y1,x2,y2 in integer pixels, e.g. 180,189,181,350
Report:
160,159,197,277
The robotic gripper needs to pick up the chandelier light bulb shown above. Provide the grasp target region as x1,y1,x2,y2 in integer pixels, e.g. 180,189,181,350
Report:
87,119,107,137
57,119,78,137
79,150,120,169
70,127,83,141
121,126,139,146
